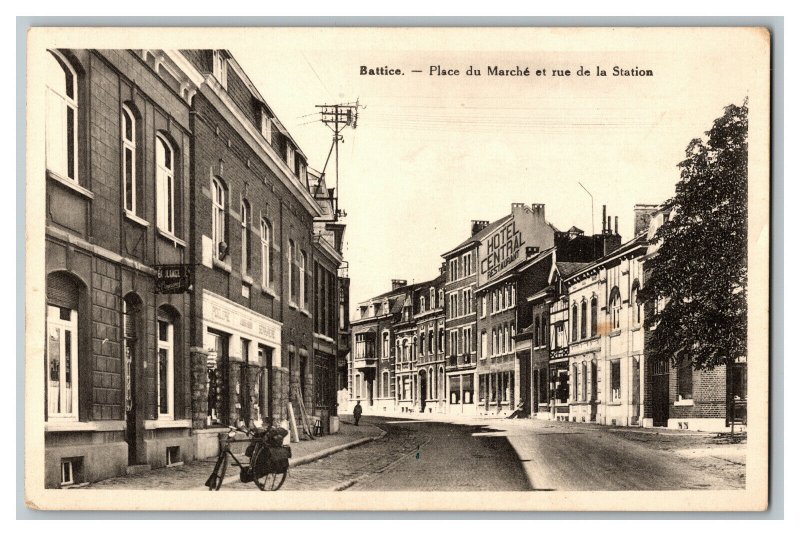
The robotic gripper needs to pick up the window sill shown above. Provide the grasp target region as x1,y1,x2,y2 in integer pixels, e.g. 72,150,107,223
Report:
673,399,695,407
45,420,125,432
124,210,149,228
299,308,312,318
241,273,254,286
261,286,279,299
631,326,642,332
145,418,192,429
212,257,232,273
157,228,187,248
609,330,622,338
47,169,95,199
288,302,298,310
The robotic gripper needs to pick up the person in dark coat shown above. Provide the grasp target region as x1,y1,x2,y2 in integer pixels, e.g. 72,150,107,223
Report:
353,400,363,426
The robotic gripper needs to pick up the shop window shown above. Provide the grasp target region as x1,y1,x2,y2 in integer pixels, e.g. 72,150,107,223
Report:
610,360,621,402
156,135,176,235
556,370,569,404
462,374,473,404
677,359,693,401
121,104,137,214
450,375,461,404
157,316,174,417
46,50,79,182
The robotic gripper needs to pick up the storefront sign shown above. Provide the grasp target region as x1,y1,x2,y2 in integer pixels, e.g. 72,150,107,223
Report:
202,289,281,345
480,220,524,278
155,264,192,294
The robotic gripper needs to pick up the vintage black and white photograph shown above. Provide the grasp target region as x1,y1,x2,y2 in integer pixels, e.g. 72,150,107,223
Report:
24,26,770,511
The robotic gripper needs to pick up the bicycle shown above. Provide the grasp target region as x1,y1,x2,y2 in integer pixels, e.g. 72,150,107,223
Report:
205,423,291,491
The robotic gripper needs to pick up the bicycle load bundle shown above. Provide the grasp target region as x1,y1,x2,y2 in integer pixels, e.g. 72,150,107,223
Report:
241,425,292,484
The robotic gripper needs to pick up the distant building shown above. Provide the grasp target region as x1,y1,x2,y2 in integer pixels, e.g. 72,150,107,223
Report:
413,271,447,413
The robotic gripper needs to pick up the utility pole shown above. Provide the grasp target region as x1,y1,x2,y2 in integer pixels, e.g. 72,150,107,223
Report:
316,100,362,220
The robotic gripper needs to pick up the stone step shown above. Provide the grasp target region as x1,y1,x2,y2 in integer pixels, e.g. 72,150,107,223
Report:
126,464,151,475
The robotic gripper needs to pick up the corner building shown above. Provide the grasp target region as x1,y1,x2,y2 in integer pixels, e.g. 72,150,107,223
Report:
43,49,197,487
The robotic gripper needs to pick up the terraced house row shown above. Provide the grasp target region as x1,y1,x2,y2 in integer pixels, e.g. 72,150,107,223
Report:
347,203,747,433
42,48,349,488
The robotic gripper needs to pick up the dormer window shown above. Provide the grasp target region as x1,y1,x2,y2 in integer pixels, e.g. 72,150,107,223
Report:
213,50,228,90
260,109,272,144
286,144,295,173
297,160,307,184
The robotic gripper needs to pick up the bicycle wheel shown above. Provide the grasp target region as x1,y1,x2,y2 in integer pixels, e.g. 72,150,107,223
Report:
252,448,287,491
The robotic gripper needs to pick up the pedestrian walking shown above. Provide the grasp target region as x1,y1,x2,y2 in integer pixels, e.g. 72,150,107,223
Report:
353,400,363,426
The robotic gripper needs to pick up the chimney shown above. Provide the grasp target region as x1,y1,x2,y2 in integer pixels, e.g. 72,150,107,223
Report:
526,246,540,257
530,203,546,221
471,220,490,236
633,204,660,236
614,216,619,235
391,279,407,290
607,216,612,235
602,205,607,233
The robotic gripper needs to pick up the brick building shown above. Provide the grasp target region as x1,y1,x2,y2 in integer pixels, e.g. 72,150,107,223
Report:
640,206,747,432
164,50,345,457
43,49,198,487
413,271,447,414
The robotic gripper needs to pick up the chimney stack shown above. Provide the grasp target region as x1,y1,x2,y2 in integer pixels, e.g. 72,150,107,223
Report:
391,279,407,290
471,220,490,236
614,216,619,235
602,205,607,234
607,216,612,235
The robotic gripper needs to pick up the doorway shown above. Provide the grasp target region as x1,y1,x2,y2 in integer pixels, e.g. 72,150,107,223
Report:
651,358,670,427
123,294,143,466
419,370,427,412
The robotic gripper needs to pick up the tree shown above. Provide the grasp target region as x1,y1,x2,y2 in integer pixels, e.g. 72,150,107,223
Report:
641,101,748,375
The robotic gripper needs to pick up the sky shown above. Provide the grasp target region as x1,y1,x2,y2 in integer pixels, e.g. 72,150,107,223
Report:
230,28,766,316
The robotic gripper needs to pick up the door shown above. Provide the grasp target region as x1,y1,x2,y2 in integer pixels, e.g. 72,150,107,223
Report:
122,297,142,465
651,358,670,427
419,371,427,412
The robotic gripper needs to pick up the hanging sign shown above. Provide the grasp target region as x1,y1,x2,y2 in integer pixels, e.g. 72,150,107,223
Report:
154,264,193,294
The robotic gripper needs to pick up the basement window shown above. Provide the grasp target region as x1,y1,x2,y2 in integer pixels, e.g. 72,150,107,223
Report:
60,457,83,487
166,446,181,466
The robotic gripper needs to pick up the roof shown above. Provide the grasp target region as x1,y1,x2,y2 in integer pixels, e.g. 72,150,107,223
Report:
567,225,584,234
441,215,511,258
476,247,554,292
555,261,591,278
562,233,649,281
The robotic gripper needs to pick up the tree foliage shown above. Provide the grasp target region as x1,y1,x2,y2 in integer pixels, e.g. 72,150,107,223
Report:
641,101,748,370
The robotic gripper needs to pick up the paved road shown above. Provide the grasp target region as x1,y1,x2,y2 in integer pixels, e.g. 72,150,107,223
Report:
273,416,741,492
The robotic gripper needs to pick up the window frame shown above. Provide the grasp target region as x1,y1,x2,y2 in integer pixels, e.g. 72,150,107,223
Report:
157,317,175,418
45,50,79,183
46,304,79,421
121,104,137,214
211,177,226,259
155,135,176,235
260,219,273,289
213,50,228,89
240,200,251,274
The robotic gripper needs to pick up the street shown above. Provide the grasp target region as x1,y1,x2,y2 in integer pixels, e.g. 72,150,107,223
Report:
259,416,745,492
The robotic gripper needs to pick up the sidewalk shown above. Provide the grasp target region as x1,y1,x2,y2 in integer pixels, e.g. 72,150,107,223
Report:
85,421,384,491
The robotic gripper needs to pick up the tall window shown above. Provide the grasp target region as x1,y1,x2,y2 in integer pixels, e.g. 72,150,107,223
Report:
481,296,487,318
480,330,487,359
510,323,516,351
46,50,78,182
580,300,587,339
382,332,390,358
632,285,641,325
157,317,174,417
534,316,540,347
610,360,621,402
47,305,78,419
571,303,578,341
438,289,444,308
260,220,273,289
300,250,308,309
123,295,142,415
428,330,434,354
430,288,435,309
581,362,588,401
211,178,226,259
121,105,137,213
240,201,250,273
611,289,621,330
420,296,426,312
492,328,498,356
286,145,295,172
156,135,175,234
677,359,693,401
590,297,598,337
289,240,298,304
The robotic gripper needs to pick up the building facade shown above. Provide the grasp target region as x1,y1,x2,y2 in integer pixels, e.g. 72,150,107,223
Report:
43,49,197,487
413,273,447,413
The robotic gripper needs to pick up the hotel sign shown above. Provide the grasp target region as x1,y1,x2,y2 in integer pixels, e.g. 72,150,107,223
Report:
155,264,193,294
480,219,524,278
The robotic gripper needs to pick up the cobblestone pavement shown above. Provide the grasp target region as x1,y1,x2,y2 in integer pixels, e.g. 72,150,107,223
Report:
86,421,382,491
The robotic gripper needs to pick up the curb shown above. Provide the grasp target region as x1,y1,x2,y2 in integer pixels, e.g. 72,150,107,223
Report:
193,425,386,491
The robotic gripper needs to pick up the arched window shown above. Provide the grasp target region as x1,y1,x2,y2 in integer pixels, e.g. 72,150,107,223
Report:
157,310,176,417
580,300,587,339
240,200,251,274
428,330,434,354
420,332,425,355
571,303,578,341
211,177,226,259
260,220,273,288
46,50,78,182
610,288,621,330
46,272,82,420
590,297,598,337
121,105,137,213
156,135,176,234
